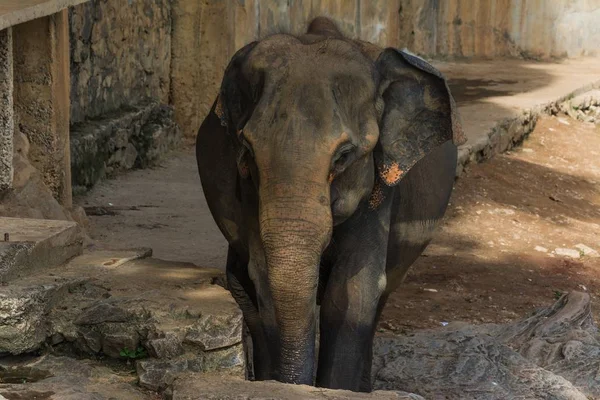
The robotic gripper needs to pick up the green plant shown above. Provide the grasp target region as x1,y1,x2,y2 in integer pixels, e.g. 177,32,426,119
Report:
119,346,147,360
553,290,563,300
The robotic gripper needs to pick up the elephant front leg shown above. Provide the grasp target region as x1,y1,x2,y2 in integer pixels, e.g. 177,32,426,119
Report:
316,209,391,391
225,246,272,380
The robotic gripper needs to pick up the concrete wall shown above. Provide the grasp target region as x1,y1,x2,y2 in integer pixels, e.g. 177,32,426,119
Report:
398,0,600,59
69,0,171,124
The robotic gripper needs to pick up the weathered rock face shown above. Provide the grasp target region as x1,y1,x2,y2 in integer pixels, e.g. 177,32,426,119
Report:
372,292,599,400
70,102,180,192
0,249,244,393
69,0,171,124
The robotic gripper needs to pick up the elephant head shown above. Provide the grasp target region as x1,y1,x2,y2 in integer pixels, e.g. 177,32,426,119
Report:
211,22,464,385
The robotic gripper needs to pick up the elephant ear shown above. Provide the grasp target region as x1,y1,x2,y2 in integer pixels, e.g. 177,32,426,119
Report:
215,41,261,131
214,41,260,178
374,48,466,186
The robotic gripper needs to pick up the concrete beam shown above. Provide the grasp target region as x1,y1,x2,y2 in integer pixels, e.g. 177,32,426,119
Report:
13,9,72,207
0,28,13,193
0,0,89,31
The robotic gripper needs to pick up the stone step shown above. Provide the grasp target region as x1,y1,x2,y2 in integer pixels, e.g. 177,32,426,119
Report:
0,217,83,282
0,249,245,393
0,355,420,400
172,372,423,399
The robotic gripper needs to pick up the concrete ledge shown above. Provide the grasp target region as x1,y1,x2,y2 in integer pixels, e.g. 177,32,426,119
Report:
0,217,83,281
432,58,600,177
0,0,89,31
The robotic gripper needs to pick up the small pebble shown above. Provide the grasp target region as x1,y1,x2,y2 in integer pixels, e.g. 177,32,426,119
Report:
423,288,438,293
534,246,548,253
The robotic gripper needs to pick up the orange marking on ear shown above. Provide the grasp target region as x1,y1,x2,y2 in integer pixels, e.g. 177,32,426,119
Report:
380,163,403,185
369,180,385,210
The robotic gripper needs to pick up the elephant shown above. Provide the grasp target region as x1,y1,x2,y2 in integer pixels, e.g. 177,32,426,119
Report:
196,17,465,392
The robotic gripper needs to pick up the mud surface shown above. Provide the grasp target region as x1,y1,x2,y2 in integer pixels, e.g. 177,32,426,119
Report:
77,115,600,333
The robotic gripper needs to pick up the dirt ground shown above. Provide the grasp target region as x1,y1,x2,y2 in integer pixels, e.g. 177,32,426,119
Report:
379,115,600,333
76,115,600,334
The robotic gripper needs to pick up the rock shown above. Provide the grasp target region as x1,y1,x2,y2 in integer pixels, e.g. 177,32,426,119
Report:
146,332,185,359
101,325,141,358
137,358,188,392
122,143,138,169
194,343,245,373
372,292,597,400
575,244,599,257
0,277,84,354
0,251,244,392
553,248,581,258
172,372,424,400
185,312,244,351
74,302,133,325
569,90,600,111
0,143,74,222
77,326,102,353
534,245,548,253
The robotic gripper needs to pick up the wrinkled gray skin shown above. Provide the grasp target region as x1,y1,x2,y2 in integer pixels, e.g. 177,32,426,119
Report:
196,17,465,392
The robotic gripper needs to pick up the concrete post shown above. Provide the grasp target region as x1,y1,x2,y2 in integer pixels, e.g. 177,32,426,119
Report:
0,28,13,193
13,10,72,207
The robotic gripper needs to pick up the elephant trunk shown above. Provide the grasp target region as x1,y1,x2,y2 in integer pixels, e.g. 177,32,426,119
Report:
259,181,332,384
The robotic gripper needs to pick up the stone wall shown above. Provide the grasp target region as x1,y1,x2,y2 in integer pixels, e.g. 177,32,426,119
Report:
69,0,171,124
70,0,600,141
70,102,179,192
397,0,600,59
68,0,178,193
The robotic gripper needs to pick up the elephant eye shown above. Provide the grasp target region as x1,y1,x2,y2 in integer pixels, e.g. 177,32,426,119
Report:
333,144,355,170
